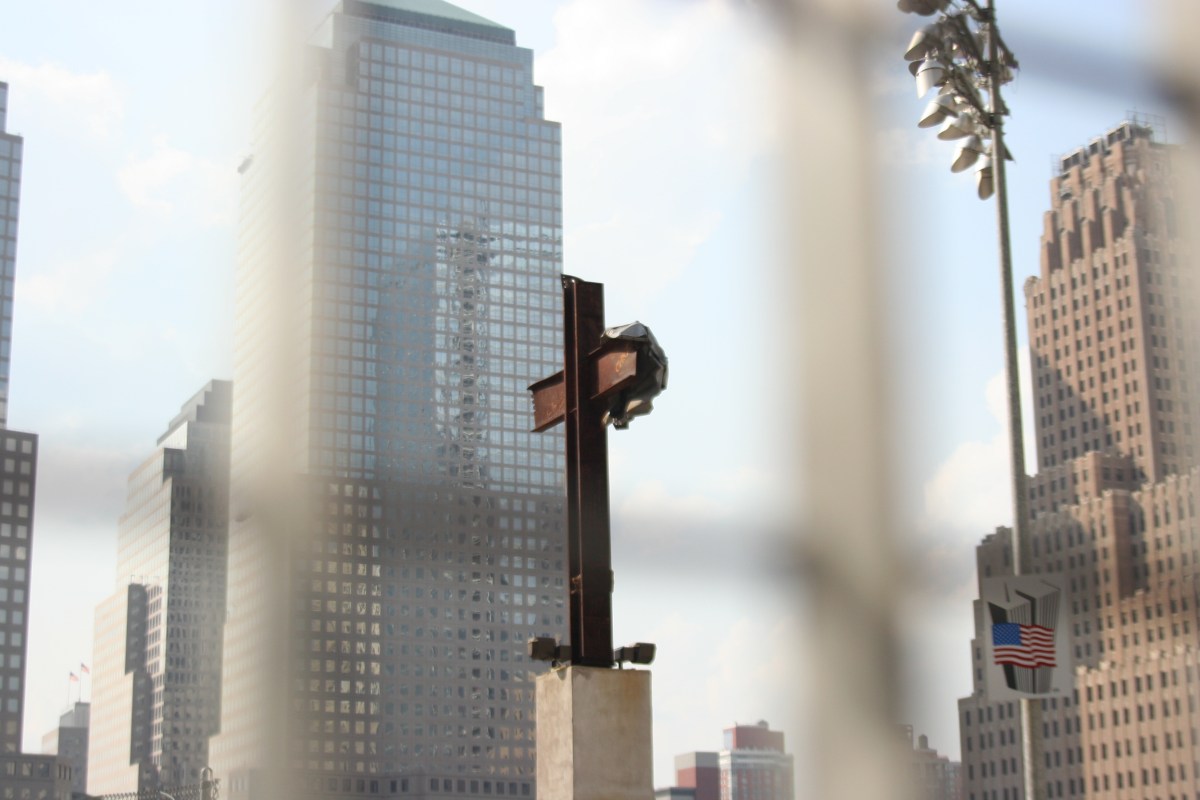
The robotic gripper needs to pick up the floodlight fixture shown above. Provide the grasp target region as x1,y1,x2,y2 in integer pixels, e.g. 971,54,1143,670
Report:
950,135,986,173
936,113,978,141
901,1,1017,199
975,156,995,200
613,642,657,667
527,636,571,665
914,58,946,98
897,0,952,17
917,93,959,128
903,24,942,61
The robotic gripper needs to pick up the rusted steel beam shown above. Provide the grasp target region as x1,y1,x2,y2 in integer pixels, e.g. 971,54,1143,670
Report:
561,275,614,668
531,346,639,432
530,371,565,432
591,345,639,400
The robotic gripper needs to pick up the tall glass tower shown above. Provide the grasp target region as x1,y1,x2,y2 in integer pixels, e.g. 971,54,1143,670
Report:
87,381,231,795
0,81,38,759
211,3,567,797
0,81,19,428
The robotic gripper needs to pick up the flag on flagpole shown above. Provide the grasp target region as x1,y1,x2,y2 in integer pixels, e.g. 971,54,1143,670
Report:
68,672,78,683
80,663,90,675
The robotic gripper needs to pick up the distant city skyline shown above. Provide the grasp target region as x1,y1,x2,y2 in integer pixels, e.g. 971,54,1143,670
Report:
0,0,1187,791
657,720,794,800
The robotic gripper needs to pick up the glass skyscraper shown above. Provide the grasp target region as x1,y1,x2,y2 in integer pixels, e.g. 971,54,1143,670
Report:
0,82,19,428
0,80,69,800
211,2,567,797
87,381,231,795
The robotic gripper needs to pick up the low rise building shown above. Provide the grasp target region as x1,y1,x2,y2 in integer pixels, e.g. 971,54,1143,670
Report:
40,703,88,798
658,721,794,800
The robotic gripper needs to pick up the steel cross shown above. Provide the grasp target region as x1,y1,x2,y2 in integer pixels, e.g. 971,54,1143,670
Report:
528,276,644,668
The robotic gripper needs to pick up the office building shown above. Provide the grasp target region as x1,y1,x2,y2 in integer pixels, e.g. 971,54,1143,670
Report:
0,78,71,800
671,751,719,800
87,382,231,795
41,702,89,797
209,1,566,797
0,426,34,759
958,120,1200,800
0,81,21,428
1025,119,1198,483
0,79,32,757
0,753,72,800
902,726,961,800
658,722,795,800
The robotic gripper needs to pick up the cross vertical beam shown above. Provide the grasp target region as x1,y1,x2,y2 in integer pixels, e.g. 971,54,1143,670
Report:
561,275,614,668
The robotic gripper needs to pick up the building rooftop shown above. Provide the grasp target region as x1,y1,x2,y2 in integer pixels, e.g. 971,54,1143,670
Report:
343,0,515,45
361,0,505,29
1054,117,1162,175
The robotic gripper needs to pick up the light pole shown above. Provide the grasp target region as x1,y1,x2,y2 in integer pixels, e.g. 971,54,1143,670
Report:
898,2,1043,799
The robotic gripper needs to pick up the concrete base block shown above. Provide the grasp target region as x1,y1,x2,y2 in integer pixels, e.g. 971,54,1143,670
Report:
536,666,654,800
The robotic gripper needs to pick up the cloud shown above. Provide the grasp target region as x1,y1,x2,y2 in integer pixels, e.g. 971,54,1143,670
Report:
641,607,806,790
117,137,239,227
538,0,781,304
0,58,123,140
877,125,941,167
705,615,804,718
17,242,122,315
24,516,116,753
921,350,1034,536
612,462,796,581
32,440,141,530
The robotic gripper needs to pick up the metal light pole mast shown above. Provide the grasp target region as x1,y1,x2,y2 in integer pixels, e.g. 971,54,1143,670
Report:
900,1,1043,796
983,3,1042,797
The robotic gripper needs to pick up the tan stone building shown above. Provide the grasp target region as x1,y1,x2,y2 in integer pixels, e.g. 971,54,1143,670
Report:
958,120,1200,800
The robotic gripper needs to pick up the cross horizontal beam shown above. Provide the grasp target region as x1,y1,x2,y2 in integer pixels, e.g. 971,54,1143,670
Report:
529,344,640,432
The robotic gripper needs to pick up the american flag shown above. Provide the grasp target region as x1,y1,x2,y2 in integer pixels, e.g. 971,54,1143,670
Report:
992,623,1056,669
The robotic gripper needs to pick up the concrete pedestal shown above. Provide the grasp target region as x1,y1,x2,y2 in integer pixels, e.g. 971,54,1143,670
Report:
536,666,654,800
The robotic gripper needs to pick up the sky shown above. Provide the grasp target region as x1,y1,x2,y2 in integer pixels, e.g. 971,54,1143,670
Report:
0,0,1186,789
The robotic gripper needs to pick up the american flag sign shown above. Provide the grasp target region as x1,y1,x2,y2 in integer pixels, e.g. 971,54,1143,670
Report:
992,623,1056,669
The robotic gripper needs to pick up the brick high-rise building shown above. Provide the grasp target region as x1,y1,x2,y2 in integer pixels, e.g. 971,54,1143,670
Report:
958,120,1200,800
1025,119,1198,483
208,2,566,797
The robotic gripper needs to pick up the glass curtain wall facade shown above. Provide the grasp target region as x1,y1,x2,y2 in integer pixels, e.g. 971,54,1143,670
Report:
211,3,566,798
87,382,231,795
0,82,20,429
0,80,36,758
0,81,64,800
